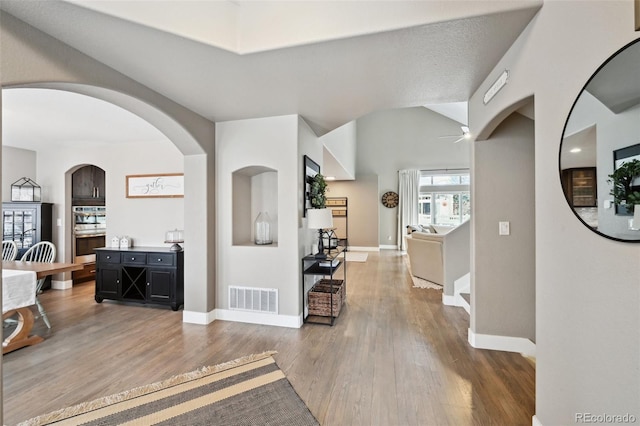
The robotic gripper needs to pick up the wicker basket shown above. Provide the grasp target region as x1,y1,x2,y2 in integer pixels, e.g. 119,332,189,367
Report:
308,279,344,317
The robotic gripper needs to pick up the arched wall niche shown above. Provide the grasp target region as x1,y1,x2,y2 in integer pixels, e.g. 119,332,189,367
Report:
231,165,279,246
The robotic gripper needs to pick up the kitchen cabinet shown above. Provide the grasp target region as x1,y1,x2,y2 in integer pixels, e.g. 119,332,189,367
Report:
72,165,105,206
94,247,184,311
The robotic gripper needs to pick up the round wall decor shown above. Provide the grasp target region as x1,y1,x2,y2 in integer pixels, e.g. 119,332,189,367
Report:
381,191,399,208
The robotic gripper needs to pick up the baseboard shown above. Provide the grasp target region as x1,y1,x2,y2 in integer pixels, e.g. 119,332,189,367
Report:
52,279,73,290
454,274,470,294
182,309,215,325
458,295,470,314
468,328,536,357
379,244,398,250
532,415,543,426
215,309,302,328
442,294,457,306
182,308,302,328
441,273,471,308
443,294,470,315
349,246,380,252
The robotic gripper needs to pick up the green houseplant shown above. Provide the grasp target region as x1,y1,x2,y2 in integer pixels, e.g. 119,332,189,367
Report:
309,173,328,209
608,159,640,213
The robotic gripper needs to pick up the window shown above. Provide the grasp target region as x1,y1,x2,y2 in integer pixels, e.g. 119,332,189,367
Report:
418,171,470,226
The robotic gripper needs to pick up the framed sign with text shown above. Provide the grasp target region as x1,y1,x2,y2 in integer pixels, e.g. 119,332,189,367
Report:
126,173,184,198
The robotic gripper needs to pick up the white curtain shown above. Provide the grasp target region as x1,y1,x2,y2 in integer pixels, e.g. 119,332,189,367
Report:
397,169,420,251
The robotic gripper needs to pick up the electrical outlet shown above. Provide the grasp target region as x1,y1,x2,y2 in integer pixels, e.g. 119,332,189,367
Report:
56,218,62,227
499,221,510,236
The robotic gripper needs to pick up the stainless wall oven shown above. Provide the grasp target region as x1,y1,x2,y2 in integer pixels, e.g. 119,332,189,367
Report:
73,206,106,263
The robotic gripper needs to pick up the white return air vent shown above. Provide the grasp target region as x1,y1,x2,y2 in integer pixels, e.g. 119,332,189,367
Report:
229,286,278,314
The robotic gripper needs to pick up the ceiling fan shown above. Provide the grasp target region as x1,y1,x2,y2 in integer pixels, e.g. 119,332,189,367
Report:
438,125,471,143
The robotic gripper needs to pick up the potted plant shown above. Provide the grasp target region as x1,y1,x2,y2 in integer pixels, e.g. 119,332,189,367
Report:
309,173,328,209
608,159,640,213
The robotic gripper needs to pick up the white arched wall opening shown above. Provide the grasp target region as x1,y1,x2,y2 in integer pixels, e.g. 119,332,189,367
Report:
474,95,534,142
468,95,536,357
1,83,215,323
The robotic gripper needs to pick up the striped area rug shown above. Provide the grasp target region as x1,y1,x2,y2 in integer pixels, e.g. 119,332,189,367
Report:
20,352,318,426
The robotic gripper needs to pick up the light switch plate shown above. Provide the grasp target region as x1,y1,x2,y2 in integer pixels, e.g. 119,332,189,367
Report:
499,221,510,236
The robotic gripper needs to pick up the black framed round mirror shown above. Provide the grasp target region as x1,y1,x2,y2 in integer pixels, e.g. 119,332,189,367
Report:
559,38,640,242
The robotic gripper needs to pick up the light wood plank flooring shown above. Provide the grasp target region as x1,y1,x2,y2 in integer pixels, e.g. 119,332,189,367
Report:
2,251,534,425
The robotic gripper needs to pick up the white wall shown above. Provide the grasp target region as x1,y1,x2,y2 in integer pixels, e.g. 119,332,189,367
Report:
216,115,311,324
320,120,357,180
356,106,470,247
471,112,535,349
327,175,379,248
2,146,36,201
469,1,640,423
298,116,324,255
16,141,184,267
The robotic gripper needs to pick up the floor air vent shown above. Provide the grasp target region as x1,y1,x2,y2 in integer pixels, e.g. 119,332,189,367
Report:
229,286,278,314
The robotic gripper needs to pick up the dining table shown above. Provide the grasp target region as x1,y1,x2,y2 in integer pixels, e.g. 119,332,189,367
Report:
2,260,84,354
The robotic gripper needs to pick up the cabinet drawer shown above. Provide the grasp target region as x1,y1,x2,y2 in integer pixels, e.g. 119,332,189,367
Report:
121,253,146,265
147,253,175,266
97,252,120,264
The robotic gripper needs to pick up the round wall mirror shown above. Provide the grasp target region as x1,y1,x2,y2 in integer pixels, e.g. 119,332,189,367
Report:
560,38,640,242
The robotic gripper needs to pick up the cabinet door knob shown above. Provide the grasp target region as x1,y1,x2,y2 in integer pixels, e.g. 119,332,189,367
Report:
147,282,150,286
131,257,135,261
116,280,120,284
106,255,111,259
158,258,162,262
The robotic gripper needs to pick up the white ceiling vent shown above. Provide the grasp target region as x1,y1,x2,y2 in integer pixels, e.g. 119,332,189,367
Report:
229,286,278,314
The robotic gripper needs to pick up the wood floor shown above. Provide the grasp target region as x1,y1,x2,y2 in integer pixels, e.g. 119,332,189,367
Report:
2,251,535,425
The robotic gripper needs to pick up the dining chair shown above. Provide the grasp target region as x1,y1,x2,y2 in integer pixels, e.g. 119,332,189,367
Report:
2,240,18,261
20,241,57,328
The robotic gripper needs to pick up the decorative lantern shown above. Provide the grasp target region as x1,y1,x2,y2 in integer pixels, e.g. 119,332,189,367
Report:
322,229,339,250
254,212,273,245
11,177,41,202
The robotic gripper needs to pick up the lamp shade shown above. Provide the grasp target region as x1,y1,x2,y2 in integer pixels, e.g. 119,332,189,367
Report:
307,208,333,229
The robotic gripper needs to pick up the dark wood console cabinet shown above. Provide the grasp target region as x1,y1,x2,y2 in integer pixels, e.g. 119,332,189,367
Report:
94,247,184,311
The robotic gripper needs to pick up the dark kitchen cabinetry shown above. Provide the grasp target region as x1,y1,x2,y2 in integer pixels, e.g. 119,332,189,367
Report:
2,202,53,259
94,247,184,311
72,165,105,206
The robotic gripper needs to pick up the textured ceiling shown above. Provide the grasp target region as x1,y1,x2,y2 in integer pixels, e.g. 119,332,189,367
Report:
1,0,541,138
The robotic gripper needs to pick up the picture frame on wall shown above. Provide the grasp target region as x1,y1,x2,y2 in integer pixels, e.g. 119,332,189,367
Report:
126,173,184,198
303,155,320,217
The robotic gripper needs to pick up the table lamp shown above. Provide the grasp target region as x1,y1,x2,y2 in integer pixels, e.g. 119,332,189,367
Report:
307,208,333,258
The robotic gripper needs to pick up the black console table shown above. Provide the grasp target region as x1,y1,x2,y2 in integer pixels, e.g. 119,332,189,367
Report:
95,247,184,311
301,246,347,326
